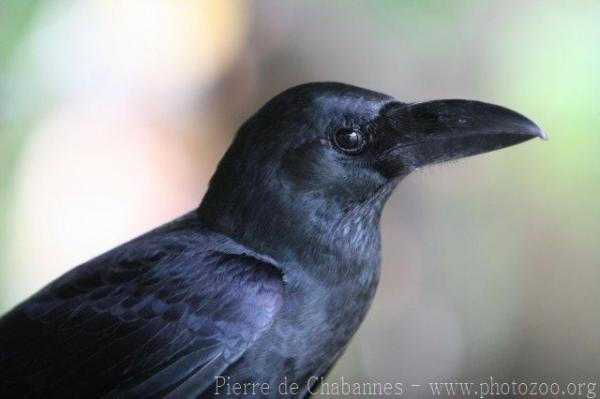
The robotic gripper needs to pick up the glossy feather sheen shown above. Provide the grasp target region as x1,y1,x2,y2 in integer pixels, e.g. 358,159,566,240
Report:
0,214,283,398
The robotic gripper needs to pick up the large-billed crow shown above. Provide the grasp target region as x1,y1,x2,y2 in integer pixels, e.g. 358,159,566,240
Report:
0,82,544,398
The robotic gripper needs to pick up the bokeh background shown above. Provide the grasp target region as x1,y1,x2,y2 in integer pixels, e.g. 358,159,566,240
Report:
1,0,599,397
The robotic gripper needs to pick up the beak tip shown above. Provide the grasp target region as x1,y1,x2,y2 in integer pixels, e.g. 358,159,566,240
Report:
530,122,548,141
522,117,547,141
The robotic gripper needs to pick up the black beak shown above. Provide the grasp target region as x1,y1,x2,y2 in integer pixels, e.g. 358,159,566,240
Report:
375,99,546,176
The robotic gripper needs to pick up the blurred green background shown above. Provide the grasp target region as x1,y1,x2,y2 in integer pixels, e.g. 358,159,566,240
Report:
1,0,599,396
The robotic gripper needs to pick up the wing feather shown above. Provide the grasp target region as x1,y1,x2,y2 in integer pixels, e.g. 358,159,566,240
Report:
0,223,283,398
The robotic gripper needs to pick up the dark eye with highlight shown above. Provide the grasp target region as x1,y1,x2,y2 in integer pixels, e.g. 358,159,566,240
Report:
333,128,365,154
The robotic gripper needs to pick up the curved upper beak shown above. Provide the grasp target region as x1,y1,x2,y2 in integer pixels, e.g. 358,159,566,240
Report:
375,99,546,175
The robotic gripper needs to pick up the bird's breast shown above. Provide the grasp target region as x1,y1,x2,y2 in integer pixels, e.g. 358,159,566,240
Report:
230,259,381,394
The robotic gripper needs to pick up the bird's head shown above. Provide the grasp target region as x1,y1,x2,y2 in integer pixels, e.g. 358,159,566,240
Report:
199,82,544,266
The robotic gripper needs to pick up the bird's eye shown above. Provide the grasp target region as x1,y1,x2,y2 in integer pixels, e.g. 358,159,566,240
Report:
333,128,365,154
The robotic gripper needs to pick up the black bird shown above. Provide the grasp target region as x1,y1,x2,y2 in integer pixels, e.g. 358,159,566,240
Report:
0,82,545,398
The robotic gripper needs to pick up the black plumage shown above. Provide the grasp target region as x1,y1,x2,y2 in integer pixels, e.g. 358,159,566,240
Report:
0,82,544,398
